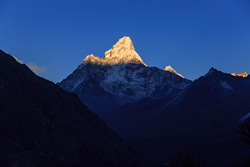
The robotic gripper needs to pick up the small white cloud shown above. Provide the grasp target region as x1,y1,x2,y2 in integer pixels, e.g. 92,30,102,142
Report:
13,56,23,64
26,62,47,75
12,56,47,75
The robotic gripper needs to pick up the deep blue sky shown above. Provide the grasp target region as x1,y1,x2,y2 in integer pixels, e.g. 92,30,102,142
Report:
0,0,249,82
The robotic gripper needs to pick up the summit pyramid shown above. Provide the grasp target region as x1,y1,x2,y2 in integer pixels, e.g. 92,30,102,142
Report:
82,36,146,66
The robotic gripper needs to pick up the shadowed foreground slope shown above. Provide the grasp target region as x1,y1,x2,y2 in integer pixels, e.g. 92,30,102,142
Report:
105,68,250,166
0,50,147,167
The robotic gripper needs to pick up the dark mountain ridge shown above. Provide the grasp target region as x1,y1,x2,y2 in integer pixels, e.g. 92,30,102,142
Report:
0,50,147,167
103,67,250,165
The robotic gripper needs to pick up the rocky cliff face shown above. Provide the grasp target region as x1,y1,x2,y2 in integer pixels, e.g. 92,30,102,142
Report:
59,37,191,113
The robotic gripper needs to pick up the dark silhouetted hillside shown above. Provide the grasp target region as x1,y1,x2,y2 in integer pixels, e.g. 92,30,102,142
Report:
0,50,148,167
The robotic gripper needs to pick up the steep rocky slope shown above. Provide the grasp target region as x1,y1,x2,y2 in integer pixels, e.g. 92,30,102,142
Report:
0,50,147,167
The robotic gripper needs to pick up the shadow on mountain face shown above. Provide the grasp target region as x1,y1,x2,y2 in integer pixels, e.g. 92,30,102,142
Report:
104,68,250,166
0,50,149,167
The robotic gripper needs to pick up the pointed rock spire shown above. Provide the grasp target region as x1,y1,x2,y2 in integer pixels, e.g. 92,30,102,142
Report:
104,36,135,59
82,36,146,66
164,65,184,78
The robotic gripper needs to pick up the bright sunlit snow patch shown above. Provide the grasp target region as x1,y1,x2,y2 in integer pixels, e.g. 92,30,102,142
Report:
232,72,248,77
164,65,184,78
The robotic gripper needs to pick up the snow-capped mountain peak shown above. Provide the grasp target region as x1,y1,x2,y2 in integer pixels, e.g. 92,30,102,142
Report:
60,37,192,113
164,65,184,78
82,36,146,66
105,36,135,58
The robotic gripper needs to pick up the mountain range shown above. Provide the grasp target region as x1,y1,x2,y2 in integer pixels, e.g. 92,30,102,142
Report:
59,37,250,166
1,36,249,166
104,67,250,165
59,37,191,114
